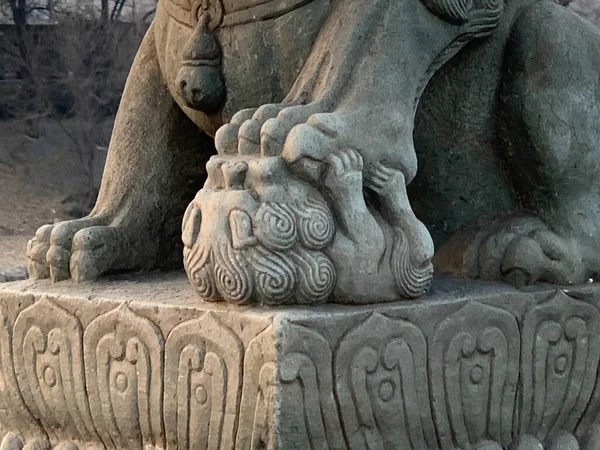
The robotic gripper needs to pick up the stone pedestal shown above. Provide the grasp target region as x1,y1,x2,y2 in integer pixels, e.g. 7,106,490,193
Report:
1,274,600,450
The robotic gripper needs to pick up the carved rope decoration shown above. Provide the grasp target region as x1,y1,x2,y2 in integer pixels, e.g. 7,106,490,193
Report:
163,0,316,29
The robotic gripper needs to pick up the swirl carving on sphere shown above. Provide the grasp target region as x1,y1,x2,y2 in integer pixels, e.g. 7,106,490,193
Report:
213,243,254,304
254,202,297,251
183,183,338,304
289,248,336,304
243,246,296,305
293,198,335,250
12,297,97,443
192,264,219,300
184,243,220,301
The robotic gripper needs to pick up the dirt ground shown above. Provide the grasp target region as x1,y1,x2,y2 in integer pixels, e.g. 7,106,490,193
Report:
0,118,110,279
571,0,600,25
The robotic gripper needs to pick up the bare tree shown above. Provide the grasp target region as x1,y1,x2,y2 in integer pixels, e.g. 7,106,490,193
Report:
0,0,149,212
569,0,600,25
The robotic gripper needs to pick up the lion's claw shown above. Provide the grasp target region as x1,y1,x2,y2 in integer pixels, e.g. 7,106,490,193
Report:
215,102,329,160
47,245,72,282
501,230,584,286
260,118,288,156
214,123,240,155
364,161,404,196
69,226,127,282
437,216,587,287
326,148,363,176
26,215,139,282
27,224,53,279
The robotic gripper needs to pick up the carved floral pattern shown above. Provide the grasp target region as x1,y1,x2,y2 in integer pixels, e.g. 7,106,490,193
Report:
335,313,437,450
83,304,165,450
235,326,276,450
13,297,98,445
278,321,346,450
519,292,600,441
3,432,594,450
163,312,243,450
0,305,44,441
429,302,520,448
1,290,600,449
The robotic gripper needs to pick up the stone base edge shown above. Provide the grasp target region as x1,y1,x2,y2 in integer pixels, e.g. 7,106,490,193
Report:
1,275,600,449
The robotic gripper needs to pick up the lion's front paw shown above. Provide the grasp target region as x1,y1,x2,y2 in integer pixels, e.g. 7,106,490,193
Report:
364,161,404,195
214,103,327,157
214,103,359,181
27,215,140,282
28,217,107,281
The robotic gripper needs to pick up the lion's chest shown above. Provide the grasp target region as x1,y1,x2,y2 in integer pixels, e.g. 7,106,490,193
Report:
155,0,330,128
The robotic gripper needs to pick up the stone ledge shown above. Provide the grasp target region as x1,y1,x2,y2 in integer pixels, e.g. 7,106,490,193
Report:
0,273,599,449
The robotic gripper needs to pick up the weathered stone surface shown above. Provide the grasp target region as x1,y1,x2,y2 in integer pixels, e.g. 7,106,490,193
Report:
22,0,600,301
415,2,600,288
2,274,600,449
10,0,600,446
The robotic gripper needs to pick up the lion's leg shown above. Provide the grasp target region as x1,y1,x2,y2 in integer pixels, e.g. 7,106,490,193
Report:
437,2,600,286
27,23,212,281
322,149,386,268
209,0,503,299
495,1,600,285
364,162,434,266
214,0,503,169
211,0,391,157
499,1,600,235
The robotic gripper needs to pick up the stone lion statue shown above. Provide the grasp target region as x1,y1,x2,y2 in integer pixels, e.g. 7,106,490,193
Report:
26,0,600,304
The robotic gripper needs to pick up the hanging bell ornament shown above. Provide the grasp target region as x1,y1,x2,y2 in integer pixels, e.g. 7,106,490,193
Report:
176,7,226,114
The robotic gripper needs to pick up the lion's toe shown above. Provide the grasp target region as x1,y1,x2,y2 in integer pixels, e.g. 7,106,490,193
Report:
70,226,128,282
26,224,54,280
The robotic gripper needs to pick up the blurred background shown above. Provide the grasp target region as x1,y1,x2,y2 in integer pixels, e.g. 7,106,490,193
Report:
0,0,153,280
0,0,598,281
